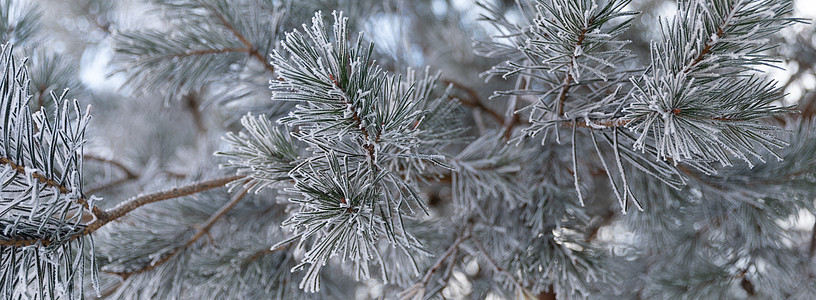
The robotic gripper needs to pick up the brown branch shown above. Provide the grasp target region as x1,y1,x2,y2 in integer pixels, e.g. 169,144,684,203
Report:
329,75,379,163
441,79,505,124
0,156,104,217
0,157,74,197
163,170,189,179
556,71,574,117
683,3,737,74
245,248,274,264
111,183,252,279
538,288,557,300
236,237,297,266
100,175,245,223
204,3,276,74
555,17,594,117
0,175,246,247
439,246,461,289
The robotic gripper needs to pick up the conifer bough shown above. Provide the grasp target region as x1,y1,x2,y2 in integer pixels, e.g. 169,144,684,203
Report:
0,0,813,298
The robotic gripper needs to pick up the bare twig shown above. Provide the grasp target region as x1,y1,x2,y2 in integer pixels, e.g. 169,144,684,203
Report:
0,175,246,247
420,231,470,286
85,154,191,193
111,182,253,279
245,248,274,264
100,175,245,223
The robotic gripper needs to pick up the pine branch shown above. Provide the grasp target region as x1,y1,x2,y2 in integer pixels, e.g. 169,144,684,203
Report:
201,1,275,74
555,15,594,117
558,114,762,129
625,0,799,156
0,175,246,247
559,118,632,129
683,5,734,74
267,19,462,286
110,182,253,279
2,152,60,193
331,74,379,162
0,156,101,213
98,175,246,225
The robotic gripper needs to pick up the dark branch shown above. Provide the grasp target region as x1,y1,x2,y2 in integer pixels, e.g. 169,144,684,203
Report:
0,156,103,217
204,3,276,74
111,183,252,279
0,175,246,247
555,16,595,116
683,3,737,73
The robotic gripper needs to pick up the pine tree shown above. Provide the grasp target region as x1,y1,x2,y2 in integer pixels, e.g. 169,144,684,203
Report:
0,0,814,299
